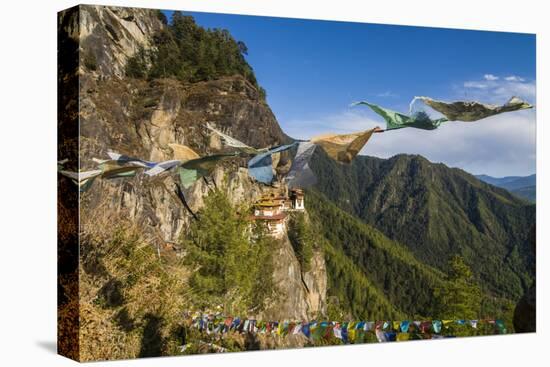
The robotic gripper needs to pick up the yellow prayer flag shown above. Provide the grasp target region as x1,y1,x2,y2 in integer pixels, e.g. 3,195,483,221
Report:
311,128,379,164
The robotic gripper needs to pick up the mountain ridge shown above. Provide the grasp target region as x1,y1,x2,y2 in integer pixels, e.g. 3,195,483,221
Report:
310,149,535,301
476,174,536,202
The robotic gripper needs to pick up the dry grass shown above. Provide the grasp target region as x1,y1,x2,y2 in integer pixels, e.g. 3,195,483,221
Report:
77,201,189,361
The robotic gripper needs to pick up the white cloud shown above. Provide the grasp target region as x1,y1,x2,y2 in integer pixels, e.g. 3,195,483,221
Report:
463,81,489,89
484,74,499,81
505,75,525,82
459,74,535,104
376,91,398,98
361,110,536,177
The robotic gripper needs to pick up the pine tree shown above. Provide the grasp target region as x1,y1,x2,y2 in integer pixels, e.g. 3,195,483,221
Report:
435,255,482,319
125,13,265,98
183,190,274,314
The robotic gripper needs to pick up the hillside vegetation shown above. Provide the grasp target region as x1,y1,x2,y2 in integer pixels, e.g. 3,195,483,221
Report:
310,149,535,301
126,11,266,99
306,190,516,326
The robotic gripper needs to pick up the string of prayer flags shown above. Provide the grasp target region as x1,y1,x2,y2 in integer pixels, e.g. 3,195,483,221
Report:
188,314,506,345
206,123,305,184
352,101,448,130
101,166,142,179
106,151,185,177
91,158,146,179
145,159,183,176
206,122,380,184
63,158,144,187
411,96,533,122
310,128,381,163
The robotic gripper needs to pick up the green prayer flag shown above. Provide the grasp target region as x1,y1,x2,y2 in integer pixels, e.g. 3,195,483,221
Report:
352,101,448,130
178,153,240,188
178,168,200,189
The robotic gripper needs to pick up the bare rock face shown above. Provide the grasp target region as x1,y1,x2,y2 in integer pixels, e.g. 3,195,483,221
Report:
261,237,310,320
303,250,328,317
78,5,163,78
259,239,327,321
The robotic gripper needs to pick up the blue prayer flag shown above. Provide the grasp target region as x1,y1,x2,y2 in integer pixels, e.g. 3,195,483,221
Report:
248,143,298,184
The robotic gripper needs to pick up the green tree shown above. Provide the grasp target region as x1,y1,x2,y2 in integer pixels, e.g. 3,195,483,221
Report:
125,47,148,78
248,222,276,311
125,12,266,99
183,190,274,314
435,255,482,320
155,10,168,25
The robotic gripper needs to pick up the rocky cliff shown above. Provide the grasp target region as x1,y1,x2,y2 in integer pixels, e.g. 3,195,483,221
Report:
78,5,164,78
69,5,326,321
262,240,326,320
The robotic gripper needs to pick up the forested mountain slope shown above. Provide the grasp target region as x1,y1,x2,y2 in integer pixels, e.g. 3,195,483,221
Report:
310,149,535,301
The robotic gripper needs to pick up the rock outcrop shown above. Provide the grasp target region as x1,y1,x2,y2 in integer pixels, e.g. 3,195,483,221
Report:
77,5,164,78
69,5,326,321
260,239,326,320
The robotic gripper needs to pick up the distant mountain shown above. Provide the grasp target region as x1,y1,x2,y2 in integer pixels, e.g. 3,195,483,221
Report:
476,174,536,202
510,186,536,202
310,150,536,301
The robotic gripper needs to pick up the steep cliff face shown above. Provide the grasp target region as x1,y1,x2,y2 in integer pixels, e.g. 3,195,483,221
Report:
77,5,164,78
260,239,326,320
72,5,326,322
79,75,290,241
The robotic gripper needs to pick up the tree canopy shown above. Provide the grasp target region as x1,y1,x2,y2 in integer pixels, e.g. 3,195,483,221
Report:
183,190,275,314
434,255,482,320
126,12,266,99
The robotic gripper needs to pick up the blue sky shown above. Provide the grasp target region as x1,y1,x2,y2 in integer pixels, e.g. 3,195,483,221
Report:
163,10,536,176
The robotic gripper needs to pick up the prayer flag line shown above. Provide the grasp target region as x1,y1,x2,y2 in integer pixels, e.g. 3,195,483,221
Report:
185,313,508,344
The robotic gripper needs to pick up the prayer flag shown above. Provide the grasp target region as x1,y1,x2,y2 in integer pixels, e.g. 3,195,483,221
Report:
206,122,264,154
168,143,200,161
311,128,379,164
412,96,533,122
144,159,182,176
248,143,298,184
352,101,448,130
432,320,442,334
285,141,317,188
